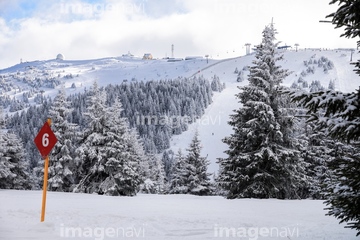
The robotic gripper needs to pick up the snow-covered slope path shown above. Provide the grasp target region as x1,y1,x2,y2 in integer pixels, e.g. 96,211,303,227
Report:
169,82,244,174
0,190,358,240
169,49,360,174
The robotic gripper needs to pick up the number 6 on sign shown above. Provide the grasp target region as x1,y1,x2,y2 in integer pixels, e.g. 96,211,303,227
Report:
42,133,49,147
34,121,57,158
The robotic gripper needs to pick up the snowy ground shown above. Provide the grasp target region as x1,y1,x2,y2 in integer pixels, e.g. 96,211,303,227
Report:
0,190,358,240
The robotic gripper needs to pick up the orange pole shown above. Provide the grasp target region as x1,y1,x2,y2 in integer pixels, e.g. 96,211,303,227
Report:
41,118,52,222
41,155,49,222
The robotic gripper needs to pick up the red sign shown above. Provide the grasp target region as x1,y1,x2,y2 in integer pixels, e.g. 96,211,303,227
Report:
34,121,58,158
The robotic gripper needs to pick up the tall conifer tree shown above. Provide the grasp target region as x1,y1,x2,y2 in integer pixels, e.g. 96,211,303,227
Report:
47,87,77,192
169,149,188,194
185,131,212,195
0,132,32,190
218,24,308,199
289,1,360,235
74,82,141,196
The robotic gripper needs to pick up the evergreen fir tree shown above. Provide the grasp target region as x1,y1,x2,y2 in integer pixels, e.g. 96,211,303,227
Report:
98,100,142,196
0,132,32,190
185,131,212,195
169,149,188,194
0,107,5,129
218,24,308,199
74,83,141,196
324,146,360,236
211,75,225,92
151,154,166,193
140,154,166,194
327,0,360,73
290,89,360,142
73,81,109,194
297,124,335,199
162,150,174,182
328,79,335,90
288,1,360,234
47,87,77,192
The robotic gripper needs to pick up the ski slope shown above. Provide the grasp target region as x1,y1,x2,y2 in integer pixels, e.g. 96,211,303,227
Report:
0,190,358,240
170,49,360,174
1,49,359,174
1,49,360,239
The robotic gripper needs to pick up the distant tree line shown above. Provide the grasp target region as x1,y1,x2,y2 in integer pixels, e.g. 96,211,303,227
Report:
1,76,223,196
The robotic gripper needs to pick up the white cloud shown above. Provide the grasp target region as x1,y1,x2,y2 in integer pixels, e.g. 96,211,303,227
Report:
0,0,357,69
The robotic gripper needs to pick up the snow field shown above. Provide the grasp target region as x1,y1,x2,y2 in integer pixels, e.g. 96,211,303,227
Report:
0,190,358,240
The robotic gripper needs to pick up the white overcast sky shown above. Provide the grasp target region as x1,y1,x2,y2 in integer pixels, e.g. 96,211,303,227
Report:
0,0,357,69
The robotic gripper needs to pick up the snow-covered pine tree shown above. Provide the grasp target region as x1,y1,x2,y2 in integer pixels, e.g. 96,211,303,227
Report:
151,154,167,193
289,0,360,234
290,89,359,142
211,75,225,92
169,148,188,194
0,108,10,188
74,83,141,196
98,99,142,196
0,131,32,190
0,107,4,129
185,131,212,195
218,24,308,199
140,153,166,194
298,125,335,199
162,150,174,182
73,81,109,194
328,79,335,90
138,147,151,190
124,128,146,192
47,87,77,192
328,0,360,75
324,145,360,236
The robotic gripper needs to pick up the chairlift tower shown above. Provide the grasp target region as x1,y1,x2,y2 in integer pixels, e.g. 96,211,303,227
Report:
295,43,300,52
245,43,251,55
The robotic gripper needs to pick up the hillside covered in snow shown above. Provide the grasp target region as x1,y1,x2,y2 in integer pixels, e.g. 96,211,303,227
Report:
1,49,359,173
1,48,360,240
1,49,359,99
